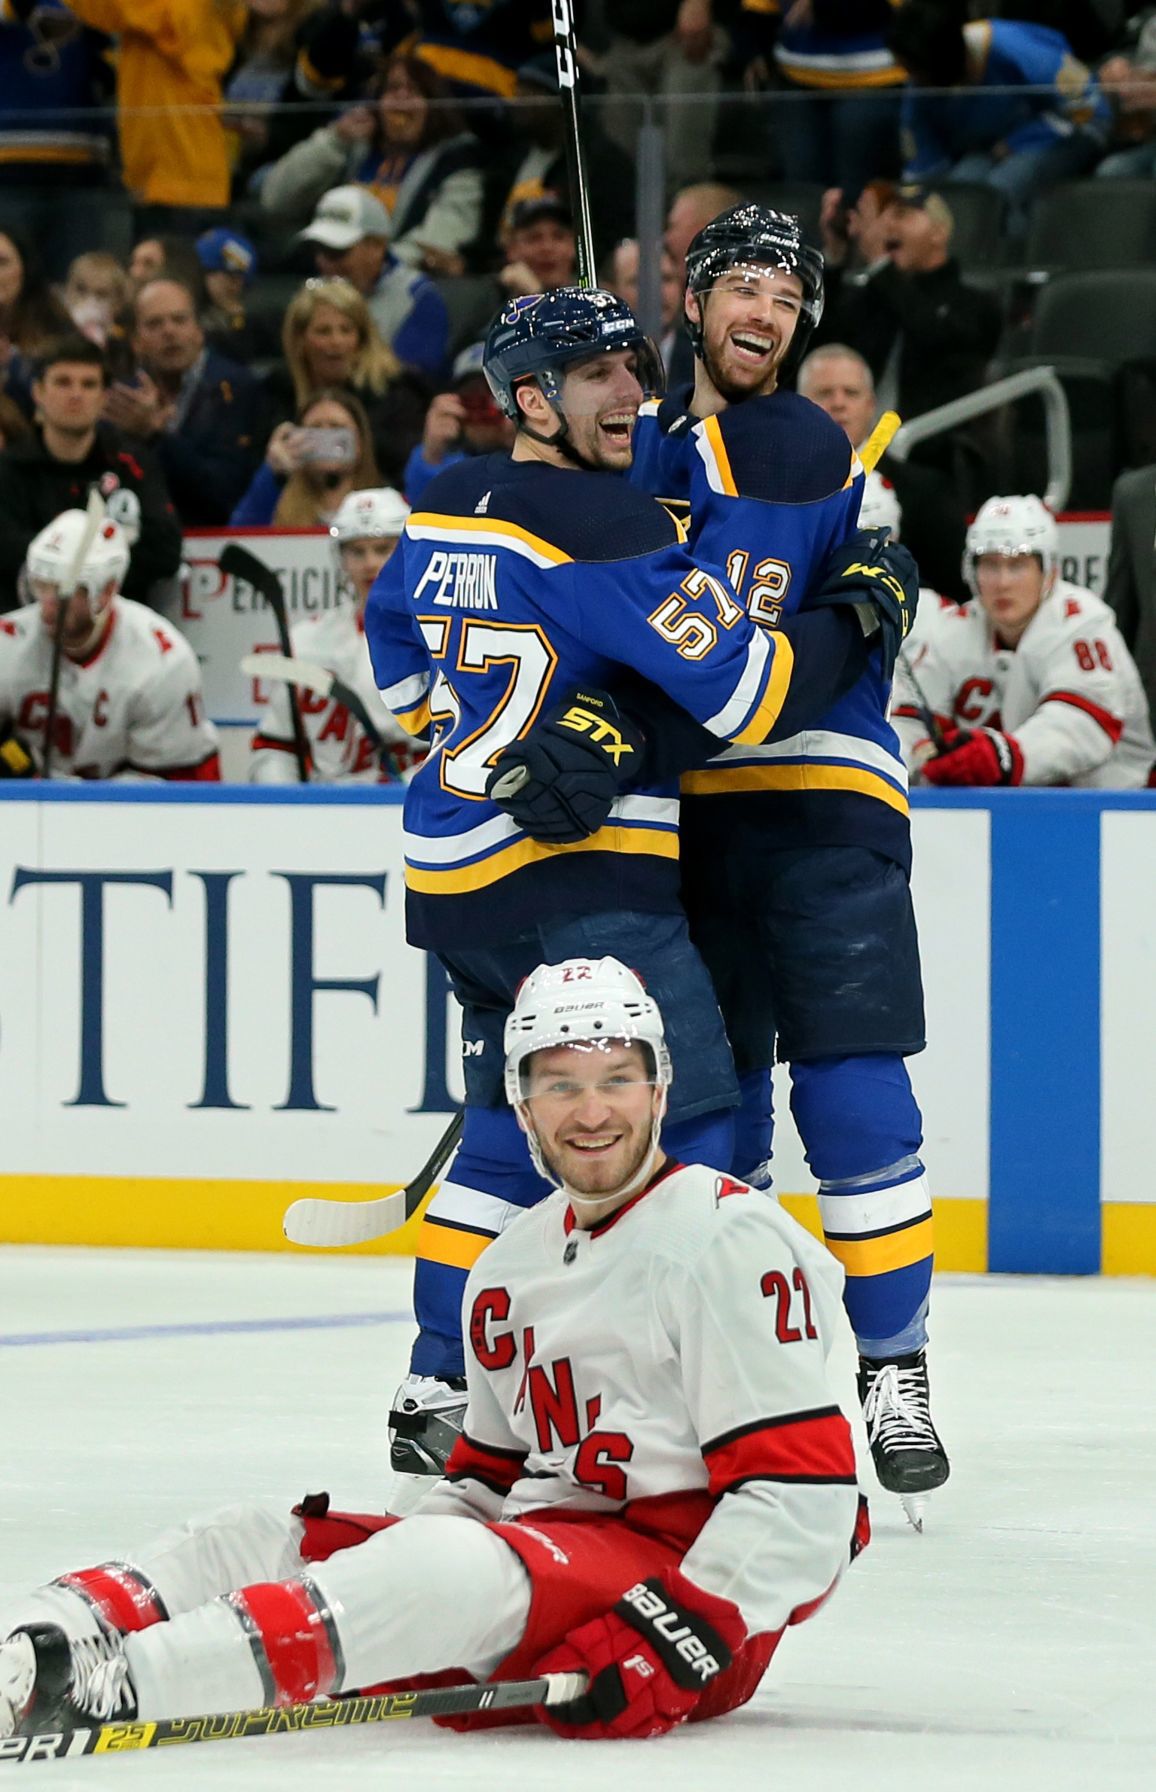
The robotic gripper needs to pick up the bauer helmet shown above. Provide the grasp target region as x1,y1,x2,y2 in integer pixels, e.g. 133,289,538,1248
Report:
23,506,129,612
683,203,824,368
483,287,664,429
963,494,1058,600
329,486,409,547
857,470,902,540
504,956,672,1106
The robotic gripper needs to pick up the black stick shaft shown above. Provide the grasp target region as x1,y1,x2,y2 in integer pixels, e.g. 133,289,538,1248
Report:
551,1,596,288
221,543,311,782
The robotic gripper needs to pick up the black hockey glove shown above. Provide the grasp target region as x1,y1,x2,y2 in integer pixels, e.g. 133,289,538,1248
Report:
807,528,919,681
486,688,647,844
0,729,35,779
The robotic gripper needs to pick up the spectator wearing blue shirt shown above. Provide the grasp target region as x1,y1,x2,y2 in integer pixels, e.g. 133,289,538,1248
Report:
890,7,1110,231
297,185,450,379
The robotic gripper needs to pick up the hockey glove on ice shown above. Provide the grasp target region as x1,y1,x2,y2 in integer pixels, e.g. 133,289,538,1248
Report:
532,1569,747,1740
807,528,919,682
485,688,647,844
920,724,1024,787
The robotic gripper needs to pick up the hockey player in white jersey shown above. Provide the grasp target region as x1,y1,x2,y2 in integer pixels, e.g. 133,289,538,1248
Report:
0,958,866,1746
894,495,1156,788
249,487,425,784
0,510,219,781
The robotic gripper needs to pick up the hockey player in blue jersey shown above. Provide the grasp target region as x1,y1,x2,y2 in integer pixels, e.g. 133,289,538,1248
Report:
636,206,947,1525
364,285,912,1495
498,211,947,1526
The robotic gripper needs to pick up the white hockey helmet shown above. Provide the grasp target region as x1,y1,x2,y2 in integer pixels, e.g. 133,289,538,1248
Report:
963,494,1058,598
24,506,129,610
857,469,902,540
329,486,410,547
503,957,672,1108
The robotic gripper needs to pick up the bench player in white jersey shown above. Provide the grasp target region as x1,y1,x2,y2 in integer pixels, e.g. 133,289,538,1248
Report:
858,469,958,649
0,510,219,782
894,495,1156,788
0,958,866,1747
249,487,425,784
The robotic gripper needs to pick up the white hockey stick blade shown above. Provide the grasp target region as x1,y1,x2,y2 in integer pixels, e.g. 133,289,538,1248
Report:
240,652,335,699
284,1186,407,1247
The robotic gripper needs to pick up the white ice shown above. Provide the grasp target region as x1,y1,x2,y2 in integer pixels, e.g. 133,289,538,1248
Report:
1,1248,1153,1792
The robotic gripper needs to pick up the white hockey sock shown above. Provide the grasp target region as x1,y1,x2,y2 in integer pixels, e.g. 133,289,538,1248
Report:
128,1503,305,1619
126,1599,268,1720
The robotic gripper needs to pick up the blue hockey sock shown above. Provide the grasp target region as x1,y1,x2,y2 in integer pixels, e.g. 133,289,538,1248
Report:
410,1104,550,1378
731,1069,773,1186
790,1056,933,1356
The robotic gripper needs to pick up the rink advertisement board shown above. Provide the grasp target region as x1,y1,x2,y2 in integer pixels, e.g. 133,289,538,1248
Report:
1,787,1153,1276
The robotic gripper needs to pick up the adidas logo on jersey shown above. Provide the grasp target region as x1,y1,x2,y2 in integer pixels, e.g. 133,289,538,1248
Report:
474,490,491,515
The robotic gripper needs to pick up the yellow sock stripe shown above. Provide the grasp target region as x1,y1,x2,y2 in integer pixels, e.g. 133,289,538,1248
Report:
824,1216,935,1278
416,1218,496,1271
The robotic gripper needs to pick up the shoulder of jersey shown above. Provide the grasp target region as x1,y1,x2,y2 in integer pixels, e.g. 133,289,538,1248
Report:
630,1164,799,1270
117,597,193,661
1046,580,1113,633
409,452,678,564
694,390,855,505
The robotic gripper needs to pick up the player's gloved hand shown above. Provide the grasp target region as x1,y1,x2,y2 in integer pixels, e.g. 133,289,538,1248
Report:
920,724,1024,787
0,729,35,779
531,1570,747,1740
807,528,919,681
485,688,646,844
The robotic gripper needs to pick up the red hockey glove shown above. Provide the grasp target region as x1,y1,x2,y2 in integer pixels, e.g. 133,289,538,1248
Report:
921,724,1024,787
531,1570,747,1740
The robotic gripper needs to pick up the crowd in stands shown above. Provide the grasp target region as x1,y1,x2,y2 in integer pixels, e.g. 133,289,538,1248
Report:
1,0,1155,786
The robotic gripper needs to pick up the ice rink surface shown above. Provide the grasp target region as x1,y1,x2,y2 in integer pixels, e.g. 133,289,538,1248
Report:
1,1246,1152,1792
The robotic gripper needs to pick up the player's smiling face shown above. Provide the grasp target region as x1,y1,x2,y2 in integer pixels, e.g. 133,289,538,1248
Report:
558,349,644,470
692,265,803,400
523,1039,660,1201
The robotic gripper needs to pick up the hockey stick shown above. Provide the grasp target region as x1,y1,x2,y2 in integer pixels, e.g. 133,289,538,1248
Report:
550,0,596,288
284,1107,463,1247
41,488,105,780
0,1669,586,1766
240,651,389,759
220,543,311,782
859,410,900,477
896,645,949,754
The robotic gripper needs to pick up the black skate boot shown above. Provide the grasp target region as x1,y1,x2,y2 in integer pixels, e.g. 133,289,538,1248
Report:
0,1623,135,1739
388,1374,468,1511
857,1348,949,1531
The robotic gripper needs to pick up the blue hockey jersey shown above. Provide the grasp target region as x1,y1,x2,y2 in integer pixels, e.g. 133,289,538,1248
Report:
631,387,911,869
365,452,811,949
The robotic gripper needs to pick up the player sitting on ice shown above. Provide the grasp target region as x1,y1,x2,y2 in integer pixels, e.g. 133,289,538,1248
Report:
894,494,1156,788
249,486,426,784
0,510,219,781
0,957,867,1746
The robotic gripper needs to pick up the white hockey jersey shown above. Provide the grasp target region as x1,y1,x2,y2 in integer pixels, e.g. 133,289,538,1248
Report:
249,604,422,785
0,598,219,780
420,1162,862,1638
894,579,1156,788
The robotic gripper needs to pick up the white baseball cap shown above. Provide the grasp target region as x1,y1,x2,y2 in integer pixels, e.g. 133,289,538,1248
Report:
299,185,392,250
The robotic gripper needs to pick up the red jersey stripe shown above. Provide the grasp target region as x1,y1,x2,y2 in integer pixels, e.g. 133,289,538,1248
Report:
1042,690,1123,743
703,1408,857,1491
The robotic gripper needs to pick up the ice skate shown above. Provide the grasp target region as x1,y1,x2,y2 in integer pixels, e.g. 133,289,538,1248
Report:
857,1349,949,1531
0,1622,135,1738
388,1374,468,1479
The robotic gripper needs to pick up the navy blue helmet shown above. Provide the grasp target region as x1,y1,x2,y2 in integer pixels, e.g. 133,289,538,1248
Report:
684,204,825,366
483,287,664,427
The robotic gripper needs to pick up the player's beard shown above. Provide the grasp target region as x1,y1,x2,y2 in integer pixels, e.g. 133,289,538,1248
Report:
701,306,795,405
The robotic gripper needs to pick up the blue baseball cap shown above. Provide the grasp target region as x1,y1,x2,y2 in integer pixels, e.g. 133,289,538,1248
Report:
196,228,258,285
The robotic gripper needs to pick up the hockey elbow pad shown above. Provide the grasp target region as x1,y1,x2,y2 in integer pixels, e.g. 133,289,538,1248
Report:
486,689,647,844
808,528,919,681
